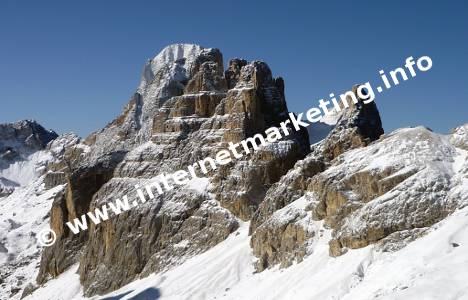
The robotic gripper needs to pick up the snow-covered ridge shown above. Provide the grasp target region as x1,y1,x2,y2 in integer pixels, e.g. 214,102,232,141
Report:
0,120,57,155
329,126,457,174
0,125,81,298
149,44,203,76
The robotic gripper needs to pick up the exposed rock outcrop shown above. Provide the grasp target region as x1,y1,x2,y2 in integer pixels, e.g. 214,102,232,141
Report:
314,85,384,161
31,44,467,298
251,194,316,271
37,44,310,296
249,88,385,269
254,124,466,262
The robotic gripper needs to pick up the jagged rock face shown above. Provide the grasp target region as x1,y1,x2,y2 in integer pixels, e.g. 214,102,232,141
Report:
39,49,222,275
34,44,467,297
251,194,316,271
78,184,238,295
38,44,310,296
185,48,227,93
43,133,83,188
37,45,210,285
323,127,466,256
210,61,310,220
80,45,207,166
250,155,326,233
248,91,467,271
248,91,384,270
250,123,467,270
316,85,384,161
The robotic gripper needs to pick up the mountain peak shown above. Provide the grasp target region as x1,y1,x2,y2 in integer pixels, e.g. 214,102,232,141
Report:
152,43,204,63
0,120,57,150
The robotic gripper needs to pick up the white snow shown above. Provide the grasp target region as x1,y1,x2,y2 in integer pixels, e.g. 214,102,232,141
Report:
450,123,468,149
0,150,53,186
21,264,83,300
23,204,468,300
265,193,315,229
0,133,78,194
328,126,457,175
321,109,342,126
138,44,204,96
0,177,66,300
185,177,210,194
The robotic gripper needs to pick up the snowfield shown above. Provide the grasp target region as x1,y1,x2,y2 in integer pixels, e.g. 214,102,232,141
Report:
23,205,468,300
0,178,65,299
0,150,53,188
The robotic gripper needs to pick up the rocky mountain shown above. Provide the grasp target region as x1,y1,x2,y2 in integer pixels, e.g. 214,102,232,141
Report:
0,120,58,196
0,44,467,300
35,43,310,297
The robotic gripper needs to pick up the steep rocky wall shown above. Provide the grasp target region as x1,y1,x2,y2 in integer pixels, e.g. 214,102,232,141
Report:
35,44,467,298
249,88,385,269
37,44,310,296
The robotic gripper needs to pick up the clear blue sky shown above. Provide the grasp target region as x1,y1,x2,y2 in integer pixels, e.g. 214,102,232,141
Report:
1,0,467,137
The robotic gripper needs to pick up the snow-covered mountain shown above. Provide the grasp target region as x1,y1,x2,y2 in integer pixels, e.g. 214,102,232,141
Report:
0,120,58,196
1,44,467,300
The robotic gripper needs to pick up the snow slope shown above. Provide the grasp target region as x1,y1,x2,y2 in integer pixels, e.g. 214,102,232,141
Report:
0,177,65,299
24,204,468,300
0,150,53,187
0,132,83,299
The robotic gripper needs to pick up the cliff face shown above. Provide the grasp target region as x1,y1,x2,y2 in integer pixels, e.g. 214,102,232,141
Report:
36,44,310,295
249,85,385,270
250,124,468,270
27,44,467,299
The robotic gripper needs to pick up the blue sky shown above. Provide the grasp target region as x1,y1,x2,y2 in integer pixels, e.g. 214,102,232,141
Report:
0,0,466,137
